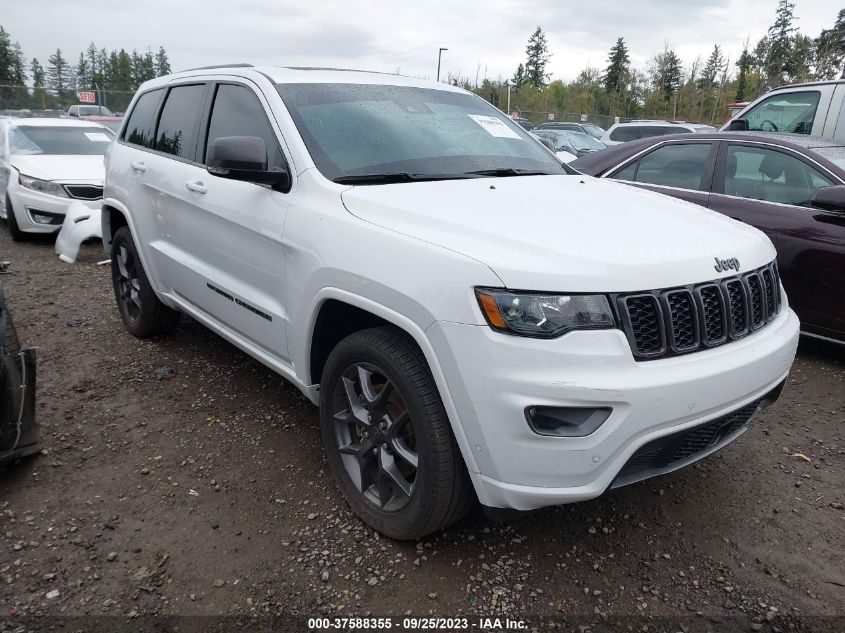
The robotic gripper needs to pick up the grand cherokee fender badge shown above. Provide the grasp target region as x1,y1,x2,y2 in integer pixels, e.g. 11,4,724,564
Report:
714,257,740,273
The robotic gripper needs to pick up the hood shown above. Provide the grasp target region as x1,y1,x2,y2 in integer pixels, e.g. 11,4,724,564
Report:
341,175,775,292
10,155,105,183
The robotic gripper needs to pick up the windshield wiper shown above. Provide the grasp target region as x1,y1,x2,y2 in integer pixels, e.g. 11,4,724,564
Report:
333,172,476,185
461,168,556,177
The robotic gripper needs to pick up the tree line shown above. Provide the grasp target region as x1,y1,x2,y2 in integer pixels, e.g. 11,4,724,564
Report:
0,25,171,111
466,1,845,125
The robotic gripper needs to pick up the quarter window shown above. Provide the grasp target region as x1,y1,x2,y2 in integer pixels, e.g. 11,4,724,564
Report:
122,89,163,149
740,91,820,135
204,84,286,171
155,84,207,160
724,145,835,206
611,143,713,191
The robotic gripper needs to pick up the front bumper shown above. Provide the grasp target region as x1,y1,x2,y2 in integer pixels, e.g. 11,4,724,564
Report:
8,184,100,234
428,307,799,510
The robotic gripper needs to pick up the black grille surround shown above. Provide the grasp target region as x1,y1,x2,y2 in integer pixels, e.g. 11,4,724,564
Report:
63,184,104,200
617,262,781,361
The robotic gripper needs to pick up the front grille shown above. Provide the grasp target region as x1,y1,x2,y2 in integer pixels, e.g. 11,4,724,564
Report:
614,399,762,485
63,184,103,200
618,262,780,360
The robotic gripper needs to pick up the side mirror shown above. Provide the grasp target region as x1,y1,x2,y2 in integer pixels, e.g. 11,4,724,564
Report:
726,118,748,131
810,185,845,213
207,136,290,191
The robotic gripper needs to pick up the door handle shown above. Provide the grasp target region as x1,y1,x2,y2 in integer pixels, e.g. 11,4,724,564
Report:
185,180,207,194
130,160,146,173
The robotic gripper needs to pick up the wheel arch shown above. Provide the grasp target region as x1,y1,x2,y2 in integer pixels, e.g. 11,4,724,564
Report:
101,199,130,253
304,289,481,475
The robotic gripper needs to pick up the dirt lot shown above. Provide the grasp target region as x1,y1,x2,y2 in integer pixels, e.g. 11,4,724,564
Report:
0,229,843,632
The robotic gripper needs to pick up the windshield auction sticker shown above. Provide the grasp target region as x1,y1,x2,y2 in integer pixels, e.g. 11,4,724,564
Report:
467,114,522,139
84,132,112,142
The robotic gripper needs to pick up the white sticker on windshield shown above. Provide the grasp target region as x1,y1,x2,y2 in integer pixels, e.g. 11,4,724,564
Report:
468,114,522,139
84,132,111,142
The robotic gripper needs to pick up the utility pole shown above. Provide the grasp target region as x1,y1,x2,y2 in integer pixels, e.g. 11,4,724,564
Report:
436,48,448,82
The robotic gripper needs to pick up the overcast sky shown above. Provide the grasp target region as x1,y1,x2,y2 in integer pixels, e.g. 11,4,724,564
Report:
3,0,840,84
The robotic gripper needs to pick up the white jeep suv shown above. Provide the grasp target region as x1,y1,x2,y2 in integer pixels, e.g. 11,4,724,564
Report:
103,66,799,539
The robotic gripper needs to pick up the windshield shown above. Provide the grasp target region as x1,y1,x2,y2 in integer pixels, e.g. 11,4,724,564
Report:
813,146,845,170
580,124,605,139
10,126,114,155
79,105,114,116
276,83,566,182
558,131,605,151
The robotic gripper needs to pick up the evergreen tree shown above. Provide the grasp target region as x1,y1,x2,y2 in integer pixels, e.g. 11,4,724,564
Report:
524,27,551,89
511,62,527,87
30,57,46,108
0,26,13,86
735,45,752,101
603,38,630,94
763,0,798,87
76,52,90,89
155,46,171,76
46,48,73,106
651,45,683,102
11,42,25,85
814,9,845,79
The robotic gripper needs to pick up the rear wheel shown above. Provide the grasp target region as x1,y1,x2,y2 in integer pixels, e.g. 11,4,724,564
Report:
110,227,180,337
5,195,28,242
319,327,474,539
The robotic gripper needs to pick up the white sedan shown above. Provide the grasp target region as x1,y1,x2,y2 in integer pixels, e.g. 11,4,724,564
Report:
0,117,113,240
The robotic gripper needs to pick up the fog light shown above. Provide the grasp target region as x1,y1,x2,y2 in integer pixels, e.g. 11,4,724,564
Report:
525,406,612,437
27,209,64,225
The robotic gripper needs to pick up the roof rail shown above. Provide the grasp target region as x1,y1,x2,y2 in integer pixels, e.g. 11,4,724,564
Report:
181,63,254,72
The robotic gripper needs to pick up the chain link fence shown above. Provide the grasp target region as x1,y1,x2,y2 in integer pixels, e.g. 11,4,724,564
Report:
0,85,135,117
512,109,617,130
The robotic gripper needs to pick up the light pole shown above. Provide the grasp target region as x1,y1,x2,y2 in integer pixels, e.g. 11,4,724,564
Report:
436,47,448,82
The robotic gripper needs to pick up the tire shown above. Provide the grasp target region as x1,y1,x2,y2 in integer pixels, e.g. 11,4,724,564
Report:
5,195,29,242
110,226,180,337
319,326,474,539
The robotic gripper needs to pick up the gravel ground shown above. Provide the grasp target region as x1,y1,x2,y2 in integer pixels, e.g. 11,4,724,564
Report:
0,229,843,632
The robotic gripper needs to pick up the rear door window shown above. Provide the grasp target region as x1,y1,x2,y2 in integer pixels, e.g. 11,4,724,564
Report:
611,143,714,191
722,144,835,206
203,84,286,171
741,91,821,135
609,126,642,142
122,89,163,149
154,84,207,160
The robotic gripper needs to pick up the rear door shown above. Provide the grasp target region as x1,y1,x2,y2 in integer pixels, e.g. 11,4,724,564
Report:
168,80,294,361
709,141,845,334
605,140,717,207
139,82,212,295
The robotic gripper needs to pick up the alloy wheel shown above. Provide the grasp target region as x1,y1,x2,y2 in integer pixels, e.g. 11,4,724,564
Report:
331,362,418,511
115,244,142,322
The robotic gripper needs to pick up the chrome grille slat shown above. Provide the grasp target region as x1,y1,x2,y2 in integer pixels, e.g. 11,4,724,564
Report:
620,262,780,361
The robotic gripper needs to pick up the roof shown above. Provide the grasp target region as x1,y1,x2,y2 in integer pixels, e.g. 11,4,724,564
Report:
571,130,845,175
611,120,712,128
4,117,111,128
144,64,466,93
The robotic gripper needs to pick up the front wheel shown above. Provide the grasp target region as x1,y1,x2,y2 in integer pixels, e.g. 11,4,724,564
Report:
319,327,474,539
110,227,180,337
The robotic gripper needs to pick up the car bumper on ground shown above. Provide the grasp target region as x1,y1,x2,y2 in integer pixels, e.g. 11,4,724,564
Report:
55,202,103,263
428,306,800,510
8,185,100,234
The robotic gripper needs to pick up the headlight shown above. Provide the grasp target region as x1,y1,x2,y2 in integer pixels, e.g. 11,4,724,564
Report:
475,288,616,338
18,174,68,198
